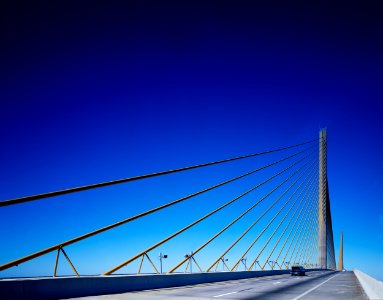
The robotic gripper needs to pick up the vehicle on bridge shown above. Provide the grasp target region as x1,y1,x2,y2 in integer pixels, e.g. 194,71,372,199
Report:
291,266,306,276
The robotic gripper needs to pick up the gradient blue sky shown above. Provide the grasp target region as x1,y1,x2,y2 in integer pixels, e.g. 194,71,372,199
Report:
1,1,382,280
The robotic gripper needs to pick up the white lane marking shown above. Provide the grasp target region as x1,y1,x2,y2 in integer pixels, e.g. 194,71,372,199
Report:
291,273,339,300
273,281,282,284
213,291,238,298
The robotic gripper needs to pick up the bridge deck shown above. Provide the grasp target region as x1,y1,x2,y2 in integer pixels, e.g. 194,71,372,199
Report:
70,271,367,300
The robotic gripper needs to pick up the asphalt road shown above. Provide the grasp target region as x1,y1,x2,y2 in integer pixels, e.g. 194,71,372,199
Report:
70,271,367,300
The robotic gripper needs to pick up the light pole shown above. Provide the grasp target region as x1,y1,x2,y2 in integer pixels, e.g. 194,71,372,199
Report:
184,251,193,273
268,261,274,269
241,258,247,270
159,252,168,274
284,261,290,269
222,257,228,271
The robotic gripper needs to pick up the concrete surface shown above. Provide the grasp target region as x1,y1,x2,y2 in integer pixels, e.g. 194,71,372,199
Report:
69,271,367,300
354,269,383,300
0,269,294,300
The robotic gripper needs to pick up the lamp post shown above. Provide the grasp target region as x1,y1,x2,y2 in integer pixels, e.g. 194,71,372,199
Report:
159,252,168,274
284,261,290,269
184,251,193,273
254,261,259,270
268,261,274,269
241,258,247,270
222,257,228,271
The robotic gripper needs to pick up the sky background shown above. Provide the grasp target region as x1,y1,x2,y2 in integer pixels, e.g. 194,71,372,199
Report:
1,1,382,280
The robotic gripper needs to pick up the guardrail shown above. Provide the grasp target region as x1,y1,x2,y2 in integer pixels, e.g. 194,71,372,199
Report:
354,269,383,300
0,269,324,300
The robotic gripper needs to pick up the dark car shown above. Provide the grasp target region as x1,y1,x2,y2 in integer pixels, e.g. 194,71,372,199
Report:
291,266,306,276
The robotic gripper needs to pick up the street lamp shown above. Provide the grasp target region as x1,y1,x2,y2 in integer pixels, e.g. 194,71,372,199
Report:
241,258,247,270
184,251,193,273
283,261,290,269
222,257,228,271
268,261,274,270
158,252,168,274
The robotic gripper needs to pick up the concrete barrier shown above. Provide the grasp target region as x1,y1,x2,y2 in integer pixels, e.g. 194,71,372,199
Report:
0,269,322,300
354,270,383,300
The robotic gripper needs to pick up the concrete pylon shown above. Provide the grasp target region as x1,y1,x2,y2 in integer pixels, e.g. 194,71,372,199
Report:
318,129,327,269
338,232,344,271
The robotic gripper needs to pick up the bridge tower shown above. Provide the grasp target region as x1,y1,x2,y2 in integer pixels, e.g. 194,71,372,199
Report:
318,129,327,268
338,232,344,271
318,128,336,269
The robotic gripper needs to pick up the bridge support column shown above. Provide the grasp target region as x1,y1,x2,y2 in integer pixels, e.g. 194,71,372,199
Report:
338,232,344,271
318,129,327,269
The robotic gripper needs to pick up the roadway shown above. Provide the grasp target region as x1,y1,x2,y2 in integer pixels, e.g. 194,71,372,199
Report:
69,270,367,300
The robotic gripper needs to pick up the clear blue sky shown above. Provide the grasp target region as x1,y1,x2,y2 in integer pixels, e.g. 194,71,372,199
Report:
1,1,382,280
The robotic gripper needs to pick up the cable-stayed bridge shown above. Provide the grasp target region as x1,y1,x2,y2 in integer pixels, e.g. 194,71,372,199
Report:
0,129,370,299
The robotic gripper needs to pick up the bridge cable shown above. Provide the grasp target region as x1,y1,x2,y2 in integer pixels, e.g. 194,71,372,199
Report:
273,182,317,270
167,150,315,273
246,167,317,271
232,166,316,271
103,151,315,275
238,161,317,271
270,175,317,269
0,139,318,207
278,184,317,269
301,214,319,268
296,179,319,267
0,145,314,272
268,172,316,270
205,154,317,272
207,157,315,272
300,184,319,267
294,203,318,266
289,187,318,266
295,209,318,266
288,200,314,265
